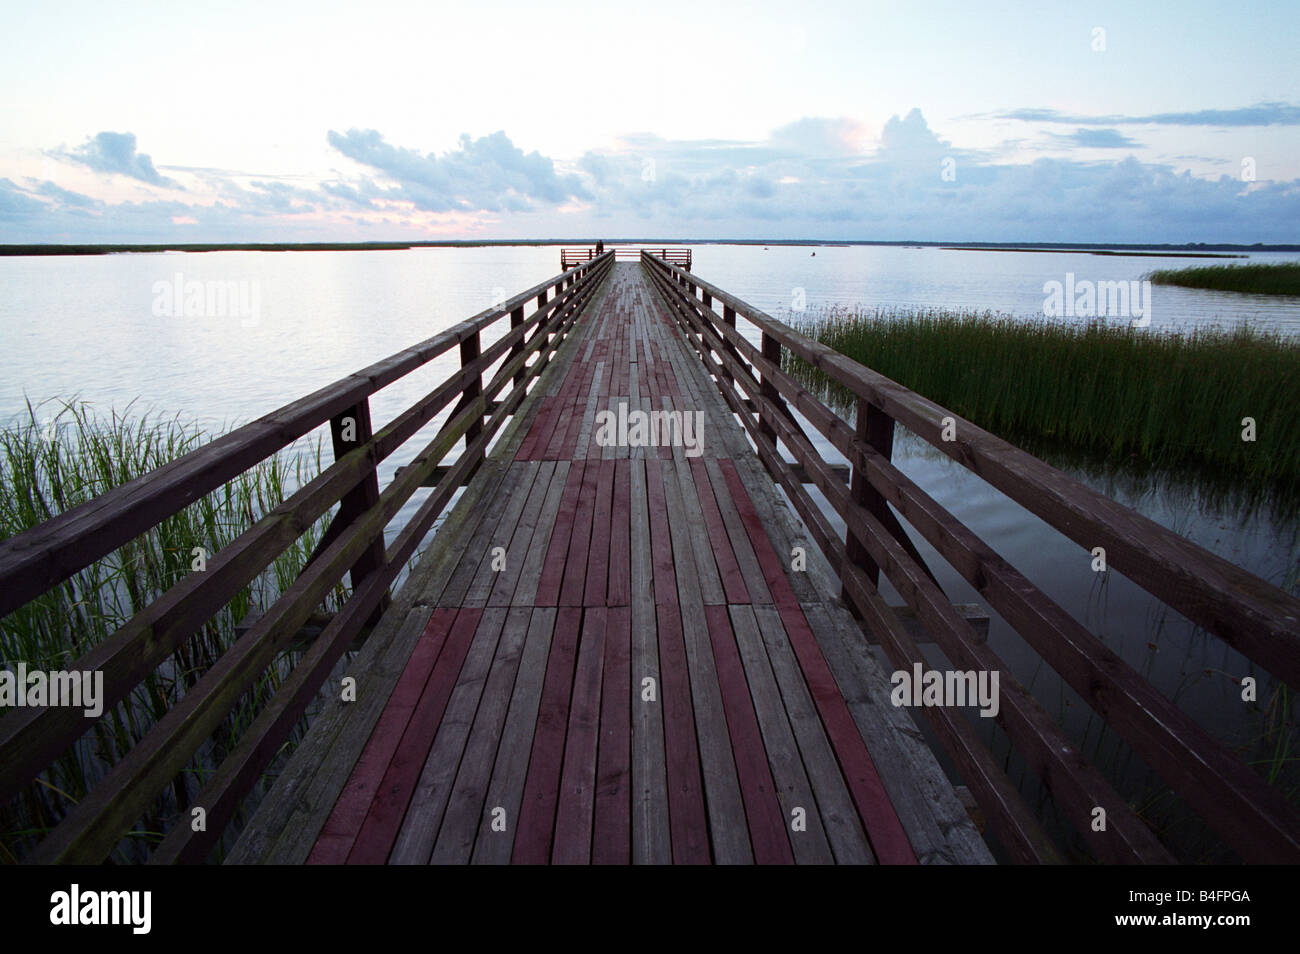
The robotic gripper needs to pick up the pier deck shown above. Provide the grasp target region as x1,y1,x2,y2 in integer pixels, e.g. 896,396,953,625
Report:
230,265,991,865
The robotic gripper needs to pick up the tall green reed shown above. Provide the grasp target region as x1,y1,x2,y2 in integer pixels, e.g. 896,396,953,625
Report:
784,307,1300,495
0,399,346,862
1146,261,1300,296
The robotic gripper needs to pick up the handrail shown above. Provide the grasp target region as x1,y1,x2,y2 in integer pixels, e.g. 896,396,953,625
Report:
562,246,691,269
0,250,615,863
641,250,1300,864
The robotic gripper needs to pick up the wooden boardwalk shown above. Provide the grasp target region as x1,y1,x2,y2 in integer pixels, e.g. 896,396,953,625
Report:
230,265,992,865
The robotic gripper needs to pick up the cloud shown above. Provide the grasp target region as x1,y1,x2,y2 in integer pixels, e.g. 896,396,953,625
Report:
769,117,867,156
561,110,1300,243
326,128,590,213
1055,128,1141,148
6,110,1300,244
994,102,1300,127
0,177,48,218
58,131,178,186
34,180,101,208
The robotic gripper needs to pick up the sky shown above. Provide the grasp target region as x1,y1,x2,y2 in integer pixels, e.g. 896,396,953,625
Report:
1,0,1297,244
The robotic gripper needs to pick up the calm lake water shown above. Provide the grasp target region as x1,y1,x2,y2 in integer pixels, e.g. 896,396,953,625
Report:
3,243,1297,859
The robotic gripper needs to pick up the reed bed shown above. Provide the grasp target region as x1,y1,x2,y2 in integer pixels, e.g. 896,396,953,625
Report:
784,307,1300,491
0,399,344,862
1146,261,1300,295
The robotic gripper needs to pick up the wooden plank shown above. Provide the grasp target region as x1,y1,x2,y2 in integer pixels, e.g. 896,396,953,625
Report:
702,605,791,864
653,601,710,864
628,460,671,864
463,462,542,606
728,604,834,864
671,457,726,605
509,461,572,606
607,459,632,607
583,459,615,606
444,461,539,607
471,608,557,864
702,458,772,605
428,605,533,863
688,458,749,603
512,606,582,863
559,458,599,606
486,460,556,607
593,605,632,864
552,607,608,864
388,607,510,863
717,458,799,608
659,458,751,864
534,461,585,605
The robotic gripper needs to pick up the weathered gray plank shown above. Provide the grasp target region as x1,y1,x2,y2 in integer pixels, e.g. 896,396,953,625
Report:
659,461,751,864
729,604,835,864
750,604,873,864
628,459,671,864
472,607,557,864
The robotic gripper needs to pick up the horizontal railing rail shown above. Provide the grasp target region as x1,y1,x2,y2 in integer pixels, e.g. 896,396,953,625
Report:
641,250,1300,864
562,246,691,269
0,250,615,863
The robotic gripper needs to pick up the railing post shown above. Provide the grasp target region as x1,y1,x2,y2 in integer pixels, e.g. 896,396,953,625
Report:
327,398,389,621
758,332,781,446
698,289,711,356
720,304,736,386
845,397,894,590
510,304,526,386
536,288,550,348
459,329,484,464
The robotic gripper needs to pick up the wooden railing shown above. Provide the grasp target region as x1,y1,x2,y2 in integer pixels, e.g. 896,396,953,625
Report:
640,250,1300,864
562,246,691,269
0,250,615,863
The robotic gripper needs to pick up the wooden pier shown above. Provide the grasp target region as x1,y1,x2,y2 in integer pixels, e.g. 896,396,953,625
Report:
2,250,1299,865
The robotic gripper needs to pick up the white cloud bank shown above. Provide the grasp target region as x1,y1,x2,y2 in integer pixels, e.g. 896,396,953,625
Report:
4,109,1297,244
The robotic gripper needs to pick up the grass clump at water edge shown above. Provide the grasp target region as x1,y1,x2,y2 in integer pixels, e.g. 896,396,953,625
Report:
783,307,1300,496
1146,261,1300,296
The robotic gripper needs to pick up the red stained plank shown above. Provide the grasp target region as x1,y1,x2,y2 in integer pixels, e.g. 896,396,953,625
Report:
703,605,791,864
606,459,631,607
689,458,750,604
535,461,586,606
541,394,574,460
776,603,917,865
559,387,587,458
592,605,631,864
559,459,599,606
345,608,483,864
307,607,457,864
717,458,799,609
552,607,608,864
655,601,710,864
644,460,676,606
515,396,554,462
513,606,583,864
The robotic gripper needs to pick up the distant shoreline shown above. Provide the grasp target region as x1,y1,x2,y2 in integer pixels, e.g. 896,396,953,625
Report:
2,239,1297,257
